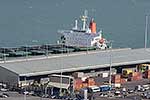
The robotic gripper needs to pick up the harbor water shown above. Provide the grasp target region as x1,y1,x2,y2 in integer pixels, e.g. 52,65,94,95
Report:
0,0,150,48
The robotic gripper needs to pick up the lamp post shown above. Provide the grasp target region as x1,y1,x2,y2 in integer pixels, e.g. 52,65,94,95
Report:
59,42,63,96
45,43,49,57
145,15,149,49
25,44,28,60
109,41,113,97
24,76,27,100
3,48,6,62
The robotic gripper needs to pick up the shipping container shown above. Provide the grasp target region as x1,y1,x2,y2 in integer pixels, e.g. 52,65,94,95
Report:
74,78,83,90
111,74,121,83
143,70,150,79
120,78,127,84
86,78,95,86
122,69,133,78
128,72,142,81
137,64,150,72
99,72,109,78
72,72,84,78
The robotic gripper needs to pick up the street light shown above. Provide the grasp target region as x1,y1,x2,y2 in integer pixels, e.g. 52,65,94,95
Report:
145,15,149,49
108,41,113,97
59,42,63,96
45,43,49,57
25,44,28,60
3,48,6,62
24,76,27,100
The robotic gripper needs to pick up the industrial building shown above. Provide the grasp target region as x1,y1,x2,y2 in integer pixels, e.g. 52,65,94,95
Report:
0,48,150,87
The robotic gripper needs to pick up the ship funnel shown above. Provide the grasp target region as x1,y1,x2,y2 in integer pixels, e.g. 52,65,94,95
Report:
89,18,96,33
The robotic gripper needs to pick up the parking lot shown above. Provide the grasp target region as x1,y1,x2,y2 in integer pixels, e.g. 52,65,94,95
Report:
86,79,150,100
0,91,51,100
1,80,150,100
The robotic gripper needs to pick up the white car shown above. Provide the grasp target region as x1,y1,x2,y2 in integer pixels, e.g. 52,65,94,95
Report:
114,91,121,97
88,86,100,93
0,88,8,92
142,85,149,90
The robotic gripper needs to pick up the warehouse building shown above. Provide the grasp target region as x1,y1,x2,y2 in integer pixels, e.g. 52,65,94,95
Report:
0,48,150,87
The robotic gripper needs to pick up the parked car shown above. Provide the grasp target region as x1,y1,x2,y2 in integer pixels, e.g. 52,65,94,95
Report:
88,86,100,93
135,85,145,92
0,88,8,92
114,91,121,97
0,93,9,98
142,92,150,99
128,89,134,94
99,93,108,97
142,84,149,90
99,85,112,92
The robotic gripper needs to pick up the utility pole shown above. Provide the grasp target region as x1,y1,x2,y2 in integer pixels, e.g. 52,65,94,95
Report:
3,48,6,62
59,42,63,96
24,76,27,100
145,15,148,49
25,45,28,60
109,41,112,97
46,44,49,57
86,36,88,54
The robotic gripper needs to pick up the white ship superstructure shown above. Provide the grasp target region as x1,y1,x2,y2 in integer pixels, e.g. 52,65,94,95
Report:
58,11,108,49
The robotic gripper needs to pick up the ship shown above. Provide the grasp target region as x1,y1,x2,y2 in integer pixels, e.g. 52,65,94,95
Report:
58,10,108,50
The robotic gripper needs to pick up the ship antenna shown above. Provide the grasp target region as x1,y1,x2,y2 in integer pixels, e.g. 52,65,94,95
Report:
81,10,88,31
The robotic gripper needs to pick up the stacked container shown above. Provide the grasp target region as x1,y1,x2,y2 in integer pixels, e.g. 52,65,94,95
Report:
144,70,150,79
86,78,95,86
111,74,121,83
120,78,127,84
72,72,84,79
128,72,142,81
74,78,83,90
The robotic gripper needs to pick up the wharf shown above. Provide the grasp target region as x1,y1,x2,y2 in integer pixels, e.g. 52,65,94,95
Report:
0,48,149,77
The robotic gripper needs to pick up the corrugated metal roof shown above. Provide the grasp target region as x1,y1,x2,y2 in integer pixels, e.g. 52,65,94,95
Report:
0,48,150,77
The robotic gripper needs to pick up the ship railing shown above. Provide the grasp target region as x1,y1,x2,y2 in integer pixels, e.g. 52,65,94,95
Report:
58,30,72,34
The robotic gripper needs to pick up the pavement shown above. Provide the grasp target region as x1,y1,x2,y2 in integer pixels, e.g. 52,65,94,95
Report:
0,92,58,100
1,79,150,100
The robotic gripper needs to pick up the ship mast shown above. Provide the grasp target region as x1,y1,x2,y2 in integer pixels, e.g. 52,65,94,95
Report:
81,10,88,31
73,20,78,30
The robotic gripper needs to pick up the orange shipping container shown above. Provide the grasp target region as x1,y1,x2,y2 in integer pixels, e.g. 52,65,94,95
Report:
88,81,95,86
144,70,150,79
112,74,121,80
112,74,121,83
120,78,127,84
84,78,96,86
74,79,83,90
130,74,142,81
112,79,121,83
130,72,142,77
75,84,82,90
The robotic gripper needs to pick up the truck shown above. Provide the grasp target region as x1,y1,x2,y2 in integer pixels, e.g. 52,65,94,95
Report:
122,69,133,78
99,85,112,92
137,64,150,73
